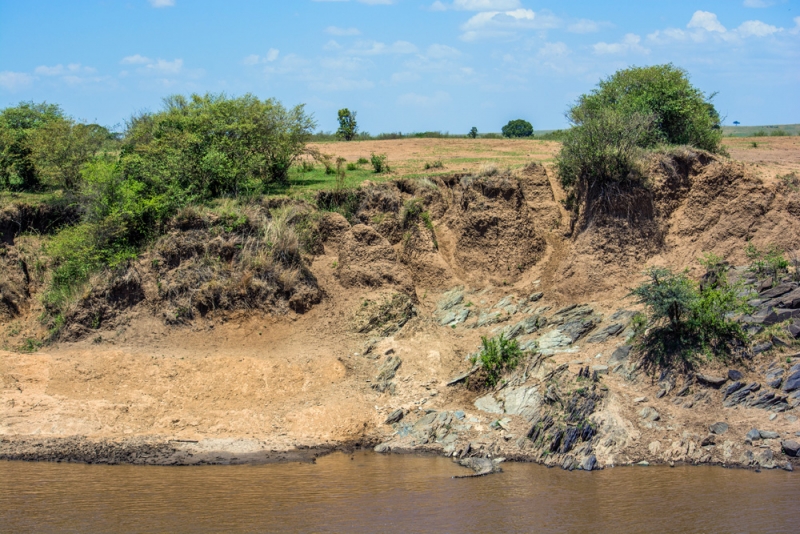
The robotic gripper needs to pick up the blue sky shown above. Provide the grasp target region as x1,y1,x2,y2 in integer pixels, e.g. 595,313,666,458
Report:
1,0,798,133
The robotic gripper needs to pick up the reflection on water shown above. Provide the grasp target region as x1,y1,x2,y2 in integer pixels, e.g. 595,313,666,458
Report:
1,452,798,533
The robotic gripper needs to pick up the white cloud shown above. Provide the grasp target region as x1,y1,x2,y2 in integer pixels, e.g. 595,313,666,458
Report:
567,19,601,34
146,58,183,74
319,56,370,71
687,11,727,33
323,40,343,51
460,8,560,40
0,71,33,91
309,77,375,91
243,54,260,66
537,42,570,59
792,16,800,35
266,48,280,62
737,20,781,37
326,26,360,36
350,40,418,55
391,71,421,83
121,54,152,65
743,0,774,7
35,63,96,76
426,44,461,58
397,90,451,107
648,10,786,43
148,0,175,7
431,0,521,10
593,33,649,55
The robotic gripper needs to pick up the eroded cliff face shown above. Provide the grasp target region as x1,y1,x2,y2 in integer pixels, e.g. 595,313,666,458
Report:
2,153,800,470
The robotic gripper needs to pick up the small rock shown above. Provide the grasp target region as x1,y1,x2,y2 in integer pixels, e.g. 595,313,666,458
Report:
608,345,632,365
766,368,784,389
752,342,773,354
709,422,729,435
781,440,800,457
759,430,780,440
701,435,716,446
374,443,391,453
637,461,650,467
696,373,728,388
727,369,743,381
746,428,762,441
385,409,404,424
782,366,800,393
656,389,667,399
580,455,597,471
639,407,660,422
769,413,777,421
755,448,775,469
528,292,544,303
591,365,608,375
634,397,648,403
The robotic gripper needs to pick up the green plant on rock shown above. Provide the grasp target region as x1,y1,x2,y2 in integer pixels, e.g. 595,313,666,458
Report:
746,243,789,278
370,152,389,173
629,263,748,370
471,333,523,387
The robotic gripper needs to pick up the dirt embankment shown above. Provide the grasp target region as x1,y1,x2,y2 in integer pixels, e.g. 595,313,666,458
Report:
2,149,800,470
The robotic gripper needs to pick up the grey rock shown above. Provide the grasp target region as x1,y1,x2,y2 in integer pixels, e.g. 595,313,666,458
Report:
374,443,391,453
639,407,660,422
454,410,465,420
494,296,516,310
747,392,790,412
728,369,743,381
696,373,728,388
752,341,773,354
788,322,800,339
580,455,597,471
474,394,504,414
608,345,632,365
499,386,541,421
385,409,404,424
759,283,796,299
759,430,780,440
709,422,729,435
438,288,464,311
746,428,762,441
586,323,624,344
591,365,609,375
766,368,784,389
474,311,505,328
560,319,596,344
756,448,776,469
781,440,800,457
528,292,544,303
757,277,774,293
723,381,744,400
783,366,800,393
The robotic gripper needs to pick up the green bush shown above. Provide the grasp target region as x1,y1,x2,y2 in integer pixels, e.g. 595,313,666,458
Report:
629,264,748,368
501,119,533,138
570,64,722,153
745,243,789,278
468,127,478,139
370,152,389,173
556,108,654,215
424,160,444,170
356,157,369,165
346,162,358,171
336,108,358,141
471,333,523,387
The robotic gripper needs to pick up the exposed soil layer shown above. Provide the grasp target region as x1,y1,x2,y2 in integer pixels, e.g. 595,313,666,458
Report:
3,145,800,471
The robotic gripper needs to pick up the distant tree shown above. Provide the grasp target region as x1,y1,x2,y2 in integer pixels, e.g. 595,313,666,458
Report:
733,121,740,126
468,126,478,139
0,101,67,190
501,119,533,138
570,64,722,152
336,108,358,141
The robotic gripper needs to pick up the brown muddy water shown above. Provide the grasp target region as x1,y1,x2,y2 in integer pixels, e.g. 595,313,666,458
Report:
1,452,798,533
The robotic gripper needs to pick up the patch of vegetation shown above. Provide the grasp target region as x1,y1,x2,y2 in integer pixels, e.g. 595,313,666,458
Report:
779,172,799,192
745,243,790,279
424,160,444,170
470,333,523,387
370,152,390,173
629,263,749,370
502,119,534,138
468,127,478,139
336,108,358,141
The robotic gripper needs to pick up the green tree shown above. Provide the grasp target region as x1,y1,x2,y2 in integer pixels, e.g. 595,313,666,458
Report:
29,122,114,191
336,108,358,141
501,119,533,138
0,101,66,190
468,126,478,139
570,64,722,152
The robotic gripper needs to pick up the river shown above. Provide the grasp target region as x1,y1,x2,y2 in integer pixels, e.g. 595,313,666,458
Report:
1,452,798,533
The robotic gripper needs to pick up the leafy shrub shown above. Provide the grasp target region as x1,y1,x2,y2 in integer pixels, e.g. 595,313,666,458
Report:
753,130,767,137
745,243,789,278
629,264,748,369
501,119,533,138
556,108,654,216
570,64,722,153
770,130,789,137
346,162,358,171
468,127,478,139
424,160,444,170
470,333,523,387
356,157,369,165
370,152,389,173
336,108,358,141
